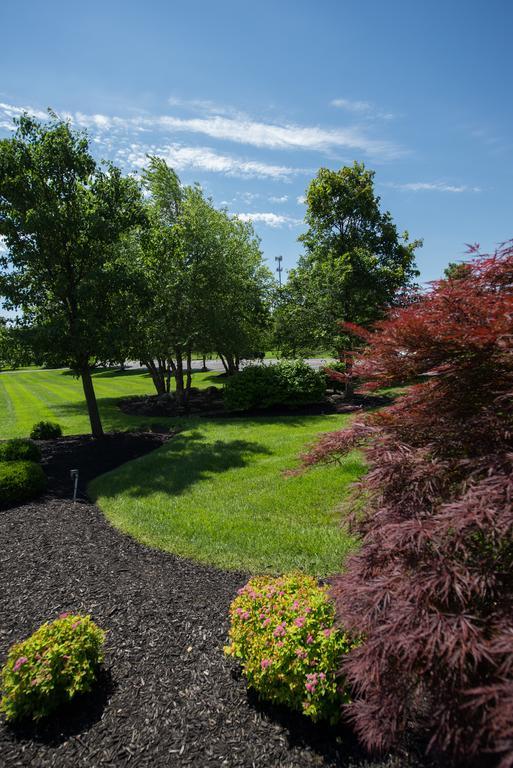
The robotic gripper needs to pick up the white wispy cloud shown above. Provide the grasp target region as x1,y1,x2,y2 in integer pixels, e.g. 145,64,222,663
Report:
239,191,260,203
167,96,242,118
125,143,295,179
152,114,401,158
384,181,481,193
235,212,302,228
296,195,306,204
269,195,288,203
331,98,395,120
0,101,403,161
0,101,49,124
331,98,373,113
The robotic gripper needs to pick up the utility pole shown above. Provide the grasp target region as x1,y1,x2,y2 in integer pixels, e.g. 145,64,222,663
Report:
275,255,283,287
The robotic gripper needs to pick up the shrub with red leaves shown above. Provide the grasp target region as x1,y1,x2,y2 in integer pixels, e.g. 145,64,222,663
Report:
302,242,513,766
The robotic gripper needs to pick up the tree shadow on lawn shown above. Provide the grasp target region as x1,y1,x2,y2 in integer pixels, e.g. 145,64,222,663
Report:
56,392,336,433
59,368,152,380
90,429,272,500
54,396,172,432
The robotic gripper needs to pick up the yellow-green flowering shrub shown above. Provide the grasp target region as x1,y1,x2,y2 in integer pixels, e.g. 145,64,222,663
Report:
224,573,358,722
0,614,106,721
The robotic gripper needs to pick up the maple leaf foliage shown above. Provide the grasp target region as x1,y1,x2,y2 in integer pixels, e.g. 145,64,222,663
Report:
303,242,513,766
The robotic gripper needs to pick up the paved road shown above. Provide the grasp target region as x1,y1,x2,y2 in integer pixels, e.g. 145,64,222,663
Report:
126,357,334,372
0,358,334,375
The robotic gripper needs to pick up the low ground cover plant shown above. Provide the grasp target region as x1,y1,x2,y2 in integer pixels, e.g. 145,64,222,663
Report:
224,360,325,411
30,421,63,440
302,243,513,766
0,438,41,463
0,460,46,508
225,573,358,722
0,613,106,721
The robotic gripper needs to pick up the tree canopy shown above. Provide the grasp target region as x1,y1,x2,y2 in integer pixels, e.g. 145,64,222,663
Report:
127,157,273,401
0,113,146,435
274,162,420,357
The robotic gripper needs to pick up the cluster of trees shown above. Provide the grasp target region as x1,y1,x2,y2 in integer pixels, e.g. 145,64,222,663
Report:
303,243,513,767
126,158,272,398
0,114,420,437
0,115,273,436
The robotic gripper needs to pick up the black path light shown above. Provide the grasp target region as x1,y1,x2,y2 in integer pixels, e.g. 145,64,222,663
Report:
70,469,79,503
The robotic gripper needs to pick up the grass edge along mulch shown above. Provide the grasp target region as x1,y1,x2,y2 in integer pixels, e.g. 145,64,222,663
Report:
89,414,365,576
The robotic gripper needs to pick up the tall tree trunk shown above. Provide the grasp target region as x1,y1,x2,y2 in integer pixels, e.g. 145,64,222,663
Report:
81,366,104,438
185,348,192,398
165,360,172,394
218,352,229,374
201,354,207,372
344,351,354,399
224,353,238,376
145,359,166,395
174,351,184,406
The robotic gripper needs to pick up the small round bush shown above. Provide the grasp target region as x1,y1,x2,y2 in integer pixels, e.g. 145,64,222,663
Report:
30,421,62,440
224,573,359,722
0,438,41,463
0,460,46,508
0,613,106,721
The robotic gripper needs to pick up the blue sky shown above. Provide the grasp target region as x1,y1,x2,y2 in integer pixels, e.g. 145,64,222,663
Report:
1,0,512,283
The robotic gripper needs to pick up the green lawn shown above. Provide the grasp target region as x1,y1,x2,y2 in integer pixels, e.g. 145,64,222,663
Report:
0,367,223,438
90,414,364,575
1,366,364,575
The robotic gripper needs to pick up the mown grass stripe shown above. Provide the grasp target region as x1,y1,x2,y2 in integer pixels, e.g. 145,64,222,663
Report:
0,374,57,437
0,377,17,437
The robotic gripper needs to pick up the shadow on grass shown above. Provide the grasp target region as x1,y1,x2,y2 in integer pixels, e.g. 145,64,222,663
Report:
91,368,153,380
59,368,152,380
90,430,272,500
51,396,160,432
54,391,339,433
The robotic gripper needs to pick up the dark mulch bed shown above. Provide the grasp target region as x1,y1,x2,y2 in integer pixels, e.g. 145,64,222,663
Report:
38,430,173,498
0,434,424,767
119,388,391,419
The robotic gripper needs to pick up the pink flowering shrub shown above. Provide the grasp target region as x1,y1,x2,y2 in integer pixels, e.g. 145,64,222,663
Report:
224,573,358,722
0,613,105,721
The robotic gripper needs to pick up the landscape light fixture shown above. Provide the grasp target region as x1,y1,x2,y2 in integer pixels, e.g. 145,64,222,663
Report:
70,469,79,504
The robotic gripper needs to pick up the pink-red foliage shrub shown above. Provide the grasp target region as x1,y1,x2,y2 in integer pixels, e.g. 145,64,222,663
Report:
303,243,513,766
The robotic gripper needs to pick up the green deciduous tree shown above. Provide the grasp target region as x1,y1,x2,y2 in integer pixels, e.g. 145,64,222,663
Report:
274,163,420,385
443,260,472,280
0,114,145,436
130,157,272,402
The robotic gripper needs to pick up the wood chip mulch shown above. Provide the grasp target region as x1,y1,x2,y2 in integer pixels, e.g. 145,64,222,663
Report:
0,433,423,767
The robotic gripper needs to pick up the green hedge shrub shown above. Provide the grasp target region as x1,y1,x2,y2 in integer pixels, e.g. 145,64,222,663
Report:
0,613,106,721
0,438,41,463
224,361,325,411
224,573,359,722
30,421,62,440
0,460,47,507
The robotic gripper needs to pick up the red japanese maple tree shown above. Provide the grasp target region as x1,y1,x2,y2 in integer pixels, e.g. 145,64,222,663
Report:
303,243,513,766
